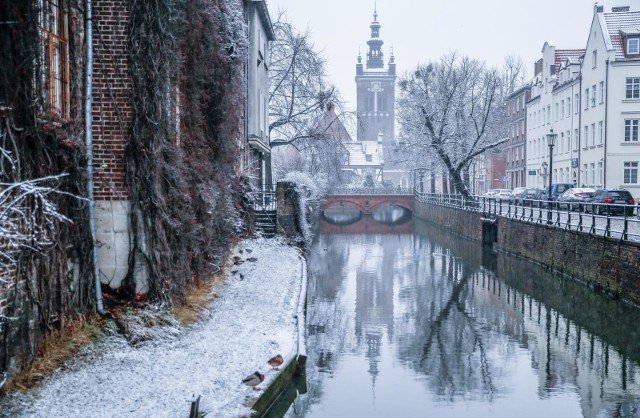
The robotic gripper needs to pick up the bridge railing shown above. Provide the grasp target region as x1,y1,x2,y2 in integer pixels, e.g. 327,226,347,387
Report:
414,191,640,243
331,186,414,195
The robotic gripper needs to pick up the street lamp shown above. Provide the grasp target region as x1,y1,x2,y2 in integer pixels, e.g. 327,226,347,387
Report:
546,129,557,223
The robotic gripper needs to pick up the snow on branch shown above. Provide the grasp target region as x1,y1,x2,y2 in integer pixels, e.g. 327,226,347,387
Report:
0,158,76,279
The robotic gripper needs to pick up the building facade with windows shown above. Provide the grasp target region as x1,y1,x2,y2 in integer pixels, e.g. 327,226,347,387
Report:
505,85,531,188
526,43,585,189
524,4,640,196
581,5,640,195
246,0,275,191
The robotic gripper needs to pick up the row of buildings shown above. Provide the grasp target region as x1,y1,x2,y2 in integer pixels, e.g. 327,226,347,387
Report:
504,4,640,197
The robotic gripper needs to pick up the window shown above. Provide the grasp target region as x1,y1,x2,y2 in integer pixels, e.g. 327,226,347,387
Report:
598,162,603,184
599,81,604,104
561,100,565,119
555,103,559,121
627,78,640,99
590,164,595,185
591,85,596,107
560,132,564,153
628,38,640,54
592,50,597,68
598,121,603,145
574,94,579,114
584,126,589,148
574,128,579,151
566,130,571,152
567,97,571,115
625,119,639,142
624,162,638,184
585,88,589,109
591,123,596,146
37,0,69,118
547,106,551,124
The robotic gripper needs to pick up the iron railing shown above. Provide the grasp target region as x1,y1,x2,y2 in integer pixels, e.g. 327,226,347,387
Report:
331,186,415,196
414,191,640,243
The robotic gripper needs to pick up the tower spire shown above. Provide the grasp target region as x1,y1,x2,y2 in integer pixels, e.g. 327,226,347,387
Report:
366,6,384,69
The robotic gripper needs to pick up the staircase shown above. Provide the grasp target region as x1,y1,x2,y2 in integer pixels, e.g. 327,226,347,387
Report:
253,188,277,237
255,209,277,237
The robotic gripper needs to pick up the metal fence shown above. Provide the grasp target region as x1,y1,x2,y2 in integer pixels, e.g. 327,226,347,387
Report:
414,191,640,243
331,186,415,196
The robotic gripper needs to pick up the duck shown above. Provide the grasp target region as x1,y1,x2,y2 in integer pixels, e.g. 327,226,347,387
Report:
267,354,284,370
242,371,265,391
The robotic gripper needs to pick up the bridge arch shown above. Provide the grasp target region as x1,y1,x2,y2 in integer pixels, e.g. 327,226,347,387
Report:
321,194,415,215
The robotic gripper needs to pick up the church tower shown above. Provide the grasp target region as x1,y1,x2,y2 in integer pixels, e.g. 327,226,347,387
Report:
355,8,396,145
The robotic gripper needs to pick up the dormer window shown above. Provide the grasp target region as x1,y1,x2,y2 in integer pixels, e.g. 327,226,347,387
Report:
628,38,640,55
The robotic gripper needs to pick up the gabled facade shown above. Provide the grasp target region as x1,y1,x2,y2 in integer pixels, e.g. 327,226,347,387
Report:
581,4,640,194
526,43,585,189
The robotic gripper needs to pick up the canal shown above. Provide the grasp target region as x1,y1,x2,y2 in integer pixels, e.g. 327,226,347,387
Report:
282,216,640,418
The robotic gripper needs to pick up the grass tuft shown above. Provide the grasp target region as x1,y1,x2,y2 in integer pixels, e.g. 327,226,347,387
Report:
3,314,105,393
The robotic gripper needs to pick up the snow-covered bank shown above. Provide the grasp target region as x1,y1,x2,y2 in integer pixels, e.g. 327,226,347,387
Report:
0,237,304,418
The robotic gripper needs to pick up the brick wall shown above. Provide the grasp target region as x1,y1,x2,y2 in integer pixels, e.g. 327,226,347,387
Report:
497,218,640,304
414,201,483,240
92,0,131,200
414,201,640,305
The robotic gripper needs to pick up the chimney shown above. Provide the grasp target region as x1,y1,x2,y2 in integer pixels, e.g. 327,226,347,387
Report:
611,6,630,12
534,58,543,76
594,4,604,13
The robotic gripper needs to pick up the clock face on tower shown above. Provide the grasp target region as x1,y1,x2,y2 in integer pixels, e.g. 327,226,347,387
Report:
370,81,382,92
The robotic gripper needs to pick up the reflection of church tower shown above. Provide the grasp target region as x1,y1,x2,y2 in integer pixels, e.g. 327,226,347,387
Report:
355,7,396,148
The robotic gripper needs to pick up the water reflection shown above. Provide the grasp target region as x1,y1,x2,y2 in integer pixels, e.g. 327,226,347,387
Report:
321,204,413,234
287,219,640,418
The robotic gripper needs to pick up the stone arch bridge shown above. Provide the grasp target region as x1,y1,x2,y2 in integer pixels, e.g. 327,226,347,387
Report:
321,188,415,215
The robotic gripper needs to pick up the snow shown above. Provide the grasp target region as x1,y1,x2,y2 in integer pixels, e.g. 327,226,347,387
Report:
0,237,304,418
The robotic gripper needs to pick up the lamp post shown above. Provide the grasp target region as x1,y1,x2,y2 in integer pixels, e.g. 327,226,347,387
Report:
546,129,557,223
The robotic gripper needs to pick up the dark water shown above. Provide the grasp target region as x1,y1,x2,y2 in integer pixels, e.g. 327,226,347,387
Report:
284,218,640,418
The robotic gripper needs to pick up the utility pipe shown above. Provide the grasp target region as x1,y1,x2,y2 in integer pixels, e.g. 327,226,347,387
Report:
84,0,107,315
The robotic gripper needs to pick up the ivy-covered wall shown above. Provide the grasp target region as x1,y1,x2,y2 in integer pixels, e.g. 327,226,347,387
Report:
1,0,254,383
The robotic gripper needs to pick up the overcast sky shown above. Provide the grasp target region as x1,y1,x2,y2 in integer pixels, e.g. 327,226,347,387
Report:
266,0,633,110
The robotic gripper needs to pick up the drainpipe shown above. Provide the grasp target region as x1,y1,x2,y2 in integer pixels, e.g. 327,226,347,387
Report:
603,59,609,188
85,0,107,315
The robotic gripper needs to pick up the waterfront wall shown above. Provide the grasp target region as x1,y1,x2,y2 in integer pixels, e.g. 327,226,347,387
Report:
414,201,640,305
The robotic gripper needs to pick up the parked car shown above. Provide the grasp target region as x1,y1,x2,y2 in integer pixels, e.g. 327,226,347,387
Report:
483,189,499,199
584,188,635,216
513,187,545,206
509,187,527,203
494,189,512,201
541,183,575,207
556,188,595,211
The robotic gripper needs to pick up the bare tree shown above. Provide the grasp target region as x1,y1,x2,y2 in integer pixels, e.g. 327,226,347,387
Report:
268,14,340,146
268,13,353,189
396,52,508,199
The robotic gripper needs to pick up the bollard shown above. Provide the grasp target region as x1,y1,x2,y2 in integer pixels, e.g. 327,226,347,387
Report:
187,394,201,418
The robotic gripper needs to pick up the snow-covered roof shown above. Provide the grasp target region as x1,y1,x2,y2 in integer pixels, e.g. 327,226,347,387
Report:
602,10,640,60
344,140,384,168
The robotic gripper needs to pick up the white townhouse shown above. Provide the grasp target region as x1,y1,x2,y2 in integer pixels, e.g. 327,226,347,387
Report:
580,5,640,196
526,43,584,189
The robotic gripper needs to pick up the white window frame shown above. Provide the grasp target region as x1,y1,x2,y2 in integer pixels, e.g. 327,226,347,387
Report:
624,162,638,184
599,81,604,104
625,119,639,142
628,38,640,55
627,78,640,99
